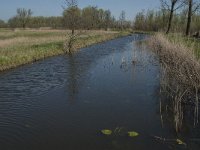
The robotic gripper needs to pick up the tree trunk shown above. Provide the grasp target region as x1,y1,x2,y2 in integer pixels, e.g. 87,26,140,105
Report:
72,29,75,35
186,0,192,36
22,20,26,29
166,2,175,34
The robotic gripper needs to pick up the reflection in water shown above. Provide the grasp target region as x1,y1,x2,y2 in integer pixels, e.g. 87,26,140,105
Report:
158,94,200,149
158,62,200,133
0,34,199,150
135,40,200,149
67,55,79,101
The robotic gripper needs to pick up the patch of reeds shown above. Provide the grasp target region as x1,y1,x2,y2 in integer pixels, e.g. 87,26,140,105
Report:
166,33,200,58
148,33,200,132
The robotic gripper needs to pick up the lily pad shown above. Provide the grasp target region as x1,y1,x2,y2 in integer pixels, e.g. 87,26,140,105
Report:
176,139,186,145
128,131,139,137
101,129,112,135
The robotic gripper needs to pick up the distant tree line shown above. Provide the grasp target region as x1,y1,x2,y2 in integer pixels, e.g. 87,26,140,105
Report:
8,16,63,29
1,7,131,30
133,0,200,35
63,5,131,30
0,19,6,28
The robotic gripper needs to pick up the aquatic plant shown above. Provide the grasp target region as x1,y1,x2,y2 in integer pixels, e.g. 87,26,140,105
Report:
127,131,139,137
176,139,186,145
153,136,187,147
148,33,200,132
101,128,139,138
101,129,112,135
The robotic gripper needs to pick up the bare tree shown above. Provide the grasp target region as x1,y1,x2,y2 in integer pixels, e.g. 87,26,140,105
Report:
185,0,200,36
63,0,79,35
160,0,184,34
63,0,82,54
186,0,193,36
16,8,32,29
119,10,126,30
104,10,111,31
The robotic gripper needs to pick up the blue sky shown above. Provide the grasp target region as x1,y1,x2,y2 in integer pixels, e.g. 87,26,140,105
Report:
0,0,160,21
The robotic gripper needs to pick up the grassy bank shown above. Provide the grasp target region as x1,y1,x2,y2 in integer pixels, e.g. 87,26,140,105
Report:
148,33,200,131
166,33,200,58
132,30,155,35
0,29,129,71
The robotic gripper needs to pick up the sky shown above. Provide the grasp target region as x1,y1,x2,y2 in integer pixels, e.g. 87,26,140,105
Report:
0,0,160,21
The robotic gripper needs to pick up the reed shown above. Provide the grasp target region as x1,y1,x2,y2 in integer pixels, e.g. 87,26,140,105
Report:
148,33,200,132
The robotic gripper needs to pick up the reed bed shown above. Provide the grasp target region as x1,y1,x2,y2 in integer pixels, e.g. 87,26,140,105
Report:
148,33,200,132
166,33,200,58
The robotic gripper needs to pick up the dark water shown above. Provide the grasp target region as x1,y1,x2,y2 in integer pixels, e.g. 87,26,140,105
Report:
0,35,200,150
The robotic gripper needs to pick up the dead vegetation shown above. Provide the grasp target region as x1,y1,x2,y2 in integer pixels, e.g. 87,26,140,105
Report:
148,33,200,132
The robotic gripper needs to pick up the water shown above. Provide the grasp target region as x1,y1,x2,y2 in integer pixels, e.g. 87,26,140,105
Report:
0,34,199,150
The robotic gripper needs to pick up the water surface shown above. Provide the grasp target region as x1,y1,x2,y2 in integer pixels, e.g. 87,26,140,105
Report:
0,34,199,150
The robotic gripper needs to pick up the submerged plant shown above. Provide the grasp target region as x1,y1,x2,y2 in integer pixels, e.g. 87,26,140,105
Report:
176,139,186,146
153,136,187,148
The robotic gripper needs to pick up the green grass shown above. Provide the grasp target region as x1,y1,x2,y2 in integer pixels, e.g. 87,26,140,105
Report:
0,29,66,40
166,33,200,58
132,30,156,35
0,29,129,71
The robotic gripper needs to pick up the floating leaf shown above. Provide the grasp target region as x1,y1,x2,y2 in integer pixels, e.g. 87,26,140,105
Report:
128,131,139,137
176,139,186,145
101,129,112,135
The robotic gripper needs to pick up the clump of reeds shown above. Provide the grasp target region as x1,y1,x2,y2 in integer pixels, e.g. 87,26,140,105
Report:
148,33,200,132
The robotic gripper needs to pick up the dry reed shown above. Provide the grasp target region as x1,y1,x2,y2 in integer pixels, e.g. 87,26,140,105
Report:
148,33,200,132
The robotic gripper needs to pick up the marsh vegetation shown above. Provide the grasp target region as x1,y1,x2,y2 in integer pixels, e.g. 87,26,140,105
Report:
148,33,200,132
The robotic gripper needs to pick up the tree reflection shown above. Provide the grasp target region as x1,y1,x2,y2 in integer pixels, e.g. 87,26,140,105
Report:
67,54,79,102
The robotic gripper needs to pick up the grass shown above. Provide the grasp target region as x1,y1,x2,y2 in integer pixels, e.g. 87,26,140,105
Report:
132,30,155,35
0,29,130,71
0,29,66,40
148,33,200,132
166,33,200,58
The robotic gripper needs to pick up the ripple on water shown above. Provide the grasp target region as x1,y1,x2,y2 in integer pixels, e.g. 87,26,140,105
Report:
0,34,167,150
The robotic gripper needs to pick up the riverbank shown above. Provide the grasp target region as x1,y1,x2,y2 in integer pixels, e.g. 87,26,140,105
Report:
0,29,129,72
148,33,200,131
166,33,200,58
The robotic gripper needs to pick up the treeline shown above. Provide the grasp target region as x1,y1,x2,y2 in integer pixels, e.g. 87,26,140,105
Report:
63,6,131,30
133,0,200,35
1,6,131,30
0,19,7,28
134,9,200,33
8,16,63,29
134,10,167,32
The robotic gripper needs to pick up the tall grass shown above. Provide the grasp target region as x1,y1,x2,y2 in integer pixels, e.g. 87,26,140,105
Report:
0,29,129,72
148,33,200,132
166,33,200,58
